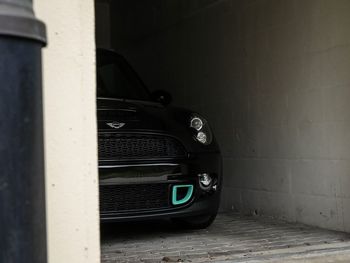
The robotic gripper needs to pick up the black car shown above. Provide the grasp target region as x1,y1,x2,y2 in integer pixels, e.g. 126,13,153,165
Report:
97,49,222,229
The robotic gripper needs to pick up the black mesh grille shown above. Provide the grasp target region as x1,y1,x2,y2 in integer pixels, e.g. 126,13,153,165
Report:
100,184,170,212
98,134,186,160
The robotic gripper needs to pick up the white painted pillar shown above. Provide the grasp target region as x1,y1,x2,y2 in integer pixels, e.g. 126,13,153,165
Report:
34,0,100,262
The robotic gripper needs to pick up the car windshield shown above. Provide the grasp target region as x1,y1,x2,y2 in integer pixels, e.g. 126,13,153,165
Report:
97,51,152,101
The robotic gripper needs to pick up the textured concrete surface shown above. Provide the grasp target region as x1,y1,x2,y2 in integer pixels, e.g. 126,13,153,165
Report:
96,0,350,232
35,0,100,262
101,213,350,262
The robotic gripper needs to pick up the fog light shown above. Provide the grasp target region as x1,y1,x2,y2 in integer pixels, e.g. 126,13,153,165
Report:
199,173,212,188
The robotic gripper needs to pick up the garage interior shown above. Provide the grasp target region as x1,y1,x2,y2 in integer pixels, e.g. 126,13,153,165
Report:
96,0,350,262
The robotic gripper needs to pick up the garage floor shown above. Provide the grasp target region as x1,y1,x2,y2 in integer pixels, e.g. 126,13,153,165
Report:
101,213,350,263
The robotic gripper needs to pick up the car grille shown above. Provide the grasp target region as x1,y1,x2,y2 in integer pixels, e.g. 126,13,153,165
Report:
100,183,170,213
98,133,186,160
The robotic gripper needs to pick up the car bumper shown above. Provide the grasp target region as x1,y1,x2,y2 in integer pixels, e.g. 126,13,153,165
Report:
99,151,222,222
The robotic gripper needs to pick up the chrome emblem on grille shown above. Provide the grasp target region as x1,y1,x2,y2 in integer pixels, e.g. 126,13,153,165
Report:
106,121,125,129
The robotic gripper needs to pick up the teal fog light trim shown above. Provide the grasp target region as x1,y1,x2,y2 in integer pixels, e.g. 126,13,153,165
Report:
172,185,194,205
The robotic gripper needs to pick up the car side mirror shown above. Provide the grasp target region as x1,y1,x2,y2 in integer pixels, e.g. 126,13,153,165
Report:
151,90,172,106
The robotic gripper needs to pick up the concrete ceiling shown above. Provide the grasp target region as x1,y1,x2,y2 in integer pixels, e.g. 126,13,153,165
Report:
96,0,221,44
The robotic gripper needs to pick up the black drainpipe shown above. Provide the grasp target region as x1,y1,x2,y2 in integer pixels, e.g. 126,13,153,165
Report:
0,0,47,262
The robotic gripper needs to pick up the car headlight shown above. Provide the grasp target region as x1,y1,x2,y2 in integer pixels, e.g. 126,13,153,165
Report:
190,117,203,131
190,115,212,145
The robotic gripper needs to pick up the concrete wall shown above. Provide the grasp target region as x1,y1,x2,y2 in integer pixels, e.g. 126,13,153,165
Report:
111,0,350,232
34,1,100,262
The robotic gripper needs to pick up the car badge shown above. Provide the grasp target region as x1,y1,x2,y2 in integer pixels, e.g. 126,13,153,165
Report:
106,121,125,129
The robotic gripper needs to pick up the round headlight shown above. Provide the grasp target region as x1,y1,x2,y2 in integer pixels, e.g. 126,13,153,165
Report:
190,114,213,145
190,117,203,131
196,131,207,144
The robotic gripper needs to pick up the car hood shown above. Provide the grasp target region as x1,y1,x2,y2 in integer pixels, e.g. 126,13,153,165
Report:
97,97,188,133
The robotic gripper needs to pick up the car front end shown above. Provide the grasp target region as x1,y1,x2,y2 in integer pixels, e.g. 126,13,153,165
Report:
96,49,222,228
97,98,222,226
